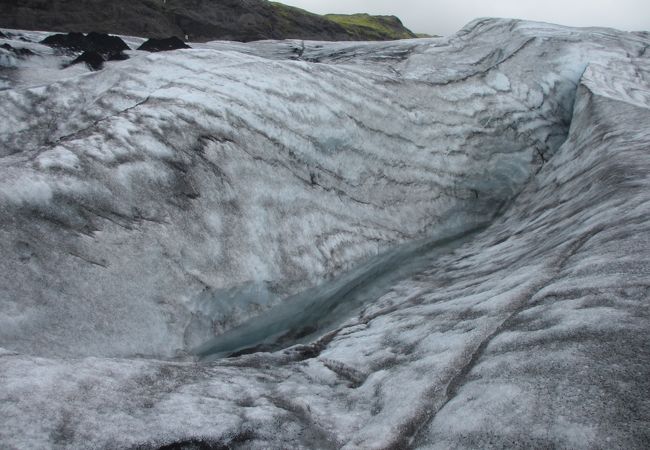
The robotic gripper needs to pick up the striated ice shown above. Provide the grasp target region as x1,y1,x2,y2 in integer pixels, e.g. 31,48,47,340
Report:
0,18,649,449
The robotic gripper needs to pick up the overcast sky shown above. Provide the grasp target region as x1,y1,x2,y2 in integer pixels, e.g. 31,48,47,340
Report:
280,0,650,35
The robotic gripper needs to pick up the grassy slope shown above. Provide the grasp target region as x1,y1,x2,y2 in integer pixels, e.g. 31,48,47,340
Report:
270,1,317,20
270,2,417,40
324,13,417,40
269,2,330,35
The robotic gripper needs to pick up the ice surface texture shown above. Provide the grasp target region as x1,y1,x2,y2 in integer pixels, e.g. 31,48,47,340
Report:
0,18,649,448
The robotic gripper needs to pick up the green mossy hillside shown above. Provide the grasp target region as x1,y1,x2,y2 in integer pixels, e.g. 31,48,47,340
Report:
269,2,330,35
324,13,417,40
268,3,418,41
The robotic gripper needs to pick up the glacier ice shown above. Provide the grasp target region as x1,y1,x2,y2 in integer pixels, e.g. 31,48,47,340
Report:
0,18,649,449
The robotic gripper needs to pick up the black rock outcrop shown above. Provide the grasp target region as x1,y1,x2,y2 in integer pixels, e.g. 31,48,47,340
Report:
70,50,105,70
41,31,88,51
137,36,190,52
41,32,130,68
85,31,130,53
41,32,130,55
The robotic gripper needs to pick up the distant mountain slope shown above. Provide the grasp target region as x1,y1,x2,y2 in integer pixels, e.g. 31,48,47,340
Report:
0,0,418,42
325,13,416,40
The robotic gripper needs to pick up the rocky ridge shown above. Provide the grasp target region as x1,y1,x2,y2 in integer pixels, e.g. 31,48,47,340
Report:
0,0,417,42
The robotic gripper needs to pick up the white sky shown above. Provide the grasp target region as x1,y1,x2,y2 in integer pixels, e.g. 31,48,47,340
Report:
280,0,650,35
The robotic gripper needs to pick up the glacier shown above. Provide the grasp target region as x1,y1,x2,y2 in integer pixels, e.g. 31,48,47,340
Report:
0,18,649,449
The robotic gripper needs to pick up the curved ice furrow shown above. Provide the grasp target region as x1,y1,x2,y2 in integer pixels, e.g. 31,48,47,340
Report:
0,18,649,449
0,29,586,358
194,223,491,359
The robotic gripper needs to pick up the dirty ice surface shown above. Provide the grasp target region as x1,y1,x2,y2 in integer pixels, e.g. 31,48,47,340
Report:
1,18,649,449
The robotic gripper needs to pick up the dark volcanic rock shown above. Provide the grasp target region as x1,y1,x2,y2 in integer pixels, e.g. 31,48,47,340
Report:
41,32,130,55
41,31,88,51
0,30,6,38
106,51,129,61
0,0,416,42
70,50,105,70
1,43,35,57
67,47,130,71
42,31,130,67
137,36,190,52
84,31,129,53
